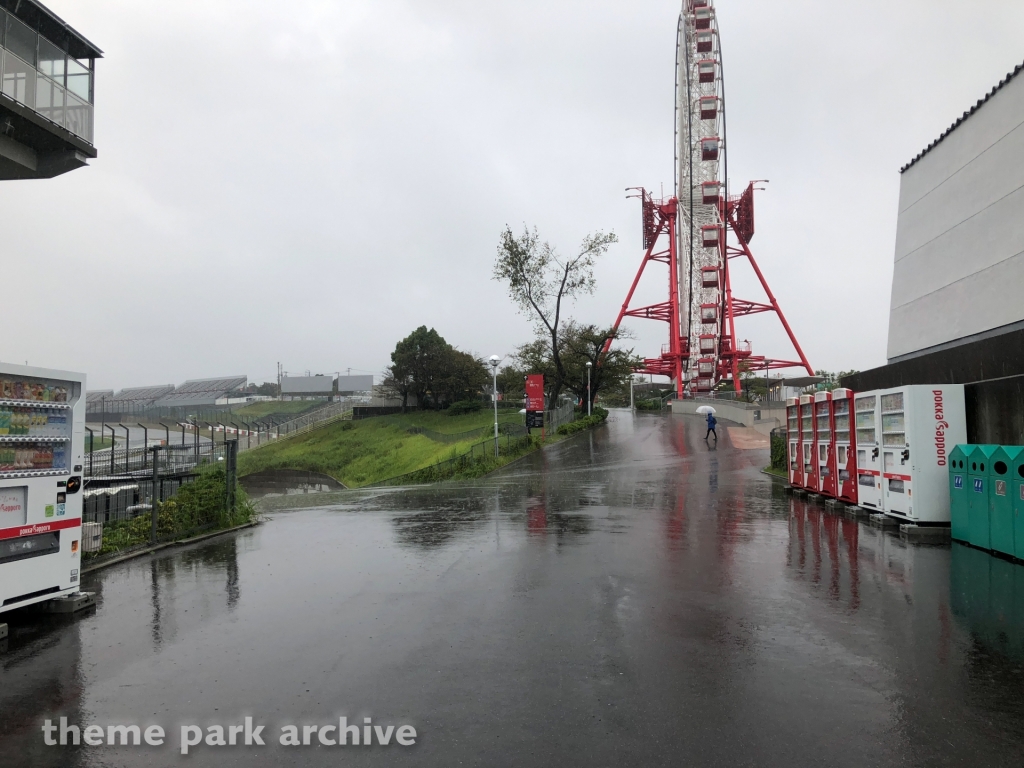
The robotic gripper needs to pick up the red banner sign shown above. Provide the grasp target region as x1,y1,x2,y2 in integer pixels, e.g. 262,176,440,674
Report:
525,375,545,412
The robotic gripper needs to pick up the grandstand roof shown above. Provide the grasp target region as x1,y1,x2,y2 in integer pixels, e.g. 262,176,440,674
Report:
153,375,248,407
86,390,114,403
113,384,175,403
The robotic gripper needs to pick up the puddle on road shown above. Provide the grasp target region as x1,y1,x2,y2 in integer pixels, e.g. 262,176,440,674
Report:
240,469,346,497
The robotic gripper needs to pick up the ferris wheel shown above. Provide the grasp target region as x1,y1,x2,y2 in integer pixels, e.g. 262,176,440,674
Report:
606,0,813,397
676,0,726,395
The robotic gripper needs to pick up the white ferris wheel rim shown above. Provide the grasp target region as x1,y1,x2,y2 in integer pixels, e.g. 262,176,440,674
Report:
675,0,726,393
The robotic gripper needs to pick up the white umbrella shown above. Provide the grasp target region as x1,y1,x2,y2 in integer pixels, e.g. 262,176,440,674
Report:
695,405,716,415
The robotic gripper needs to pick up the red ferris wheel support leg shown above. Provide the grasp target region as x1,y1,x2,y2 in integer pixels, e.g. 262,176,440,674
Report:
724,202,814,378
605,190,685,397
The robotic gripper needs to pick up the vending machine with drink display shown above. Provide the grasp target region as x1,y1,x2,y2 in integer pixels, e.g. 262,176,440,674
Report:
814,391,836,498
0,363,86,614
798,397,815,493
831,388,858,503
854,391,884,511
799,394,816,491
786,397,802,487
878,384,966,523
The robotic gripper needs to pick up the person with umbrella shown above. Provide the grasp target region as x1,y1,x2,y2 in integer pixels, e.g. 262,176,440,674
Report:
697,405,717,441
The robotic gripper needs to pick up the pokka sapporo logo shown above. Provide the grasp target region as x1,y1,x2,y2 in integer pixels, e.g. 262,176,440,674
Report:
933,389,948,467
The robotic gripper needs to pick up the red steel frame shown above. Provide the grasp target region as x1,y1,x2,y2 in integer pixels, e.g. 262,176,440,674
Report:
608,184,813,396
715,183,814,392
604,189,688,396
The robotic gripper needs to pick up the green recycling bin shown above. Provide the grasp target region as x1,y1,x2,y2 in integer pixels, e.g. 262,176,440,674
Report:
949,445,971,543
1013,449,1024,561
967,445,998,550
988,446,1022,557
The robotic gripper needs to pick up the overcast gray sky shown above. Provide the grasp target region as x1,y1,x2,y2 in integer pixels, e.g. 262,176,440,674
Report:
5,0,1024,390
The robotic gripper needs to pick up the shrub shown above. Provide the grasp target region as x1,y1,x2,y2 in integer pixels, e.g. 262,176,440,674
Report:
770,432,787,472
556,407,609,436
635,399,662,411
92,465,257,556
447,400,483,416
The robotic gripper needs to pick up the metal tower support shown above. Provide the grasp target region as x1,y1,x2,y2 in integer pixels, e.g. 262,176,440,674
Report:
714,183,814,391
605,190,688,397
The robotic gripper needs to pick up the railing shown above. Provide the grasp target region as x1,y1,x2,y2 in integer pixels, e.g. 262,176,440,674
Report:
86,438,225,479
0,22,94,143
82,441,241,567
252,402,353,444
545,399,576,433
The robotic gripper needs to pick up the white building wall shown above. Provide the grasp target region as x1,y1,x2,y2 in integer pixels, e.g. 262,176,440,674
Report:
887,70,1024,361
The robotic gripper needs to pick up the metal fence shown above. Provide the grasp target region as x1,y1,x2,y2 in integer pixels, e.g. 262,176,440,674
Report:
545,399,576,433
262,401,352,441
82,441,240,567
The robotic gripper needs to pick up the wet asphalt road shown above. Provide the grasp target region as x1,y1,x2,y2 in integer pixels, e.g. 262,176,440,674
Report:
2,410,1024,767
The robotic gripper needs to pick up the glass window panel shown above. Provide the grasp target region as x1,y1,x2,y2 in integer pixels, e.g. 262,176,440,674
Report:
5,15,37,67
65,92,93,142
0,10,6,48
37,35,64,80
2,51,36,108
881,392,903,412
34,74,64,124
882,414,905,432
854,395,875,411
855,411,875,428
66,57,90,102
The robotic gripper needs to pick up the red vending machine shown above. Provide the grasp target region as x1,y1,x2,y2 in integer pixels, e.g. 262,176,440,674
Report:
799,394,816,490
831,388,858,503
814,391,837,497
786,397,801,487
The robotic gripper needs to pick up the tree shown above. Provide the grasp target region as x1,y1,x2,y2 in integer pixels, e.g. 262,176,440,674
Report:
389,326,449,410
559,323,641,410
435,348,489,405
493,225,617,406
247,381,280,397
385,326,489,410
813,369,860,392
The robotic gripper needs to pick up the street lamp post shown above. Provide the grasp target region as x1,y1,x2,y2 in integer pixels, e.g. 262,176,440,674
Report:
586,361,592,416
489,356,500,457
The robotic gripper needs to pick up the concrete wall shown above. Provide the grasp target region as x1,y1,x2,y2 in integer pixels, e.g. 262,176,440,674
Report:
843,328,1024,444
888,70,1024,362
671,399,786,436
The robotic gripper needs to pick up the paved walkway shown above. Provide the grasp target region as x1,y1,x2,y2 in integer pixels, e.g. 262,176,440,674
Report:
1,410,1022,767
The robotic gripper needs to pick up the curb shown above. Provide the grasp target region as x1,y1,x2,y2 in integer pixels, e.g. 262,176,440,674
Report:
760,468,789,482
82,520,261,575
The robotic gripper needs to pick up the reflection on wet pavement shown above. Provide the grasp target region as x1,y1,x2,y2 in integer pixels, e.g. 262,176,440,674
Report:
240,469,345,496
1,410,1023,767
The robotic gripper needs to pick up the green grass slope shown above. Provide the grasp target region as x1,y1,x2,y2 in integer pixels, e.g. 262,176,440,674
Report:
238,410,524,487
231,400,326,419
